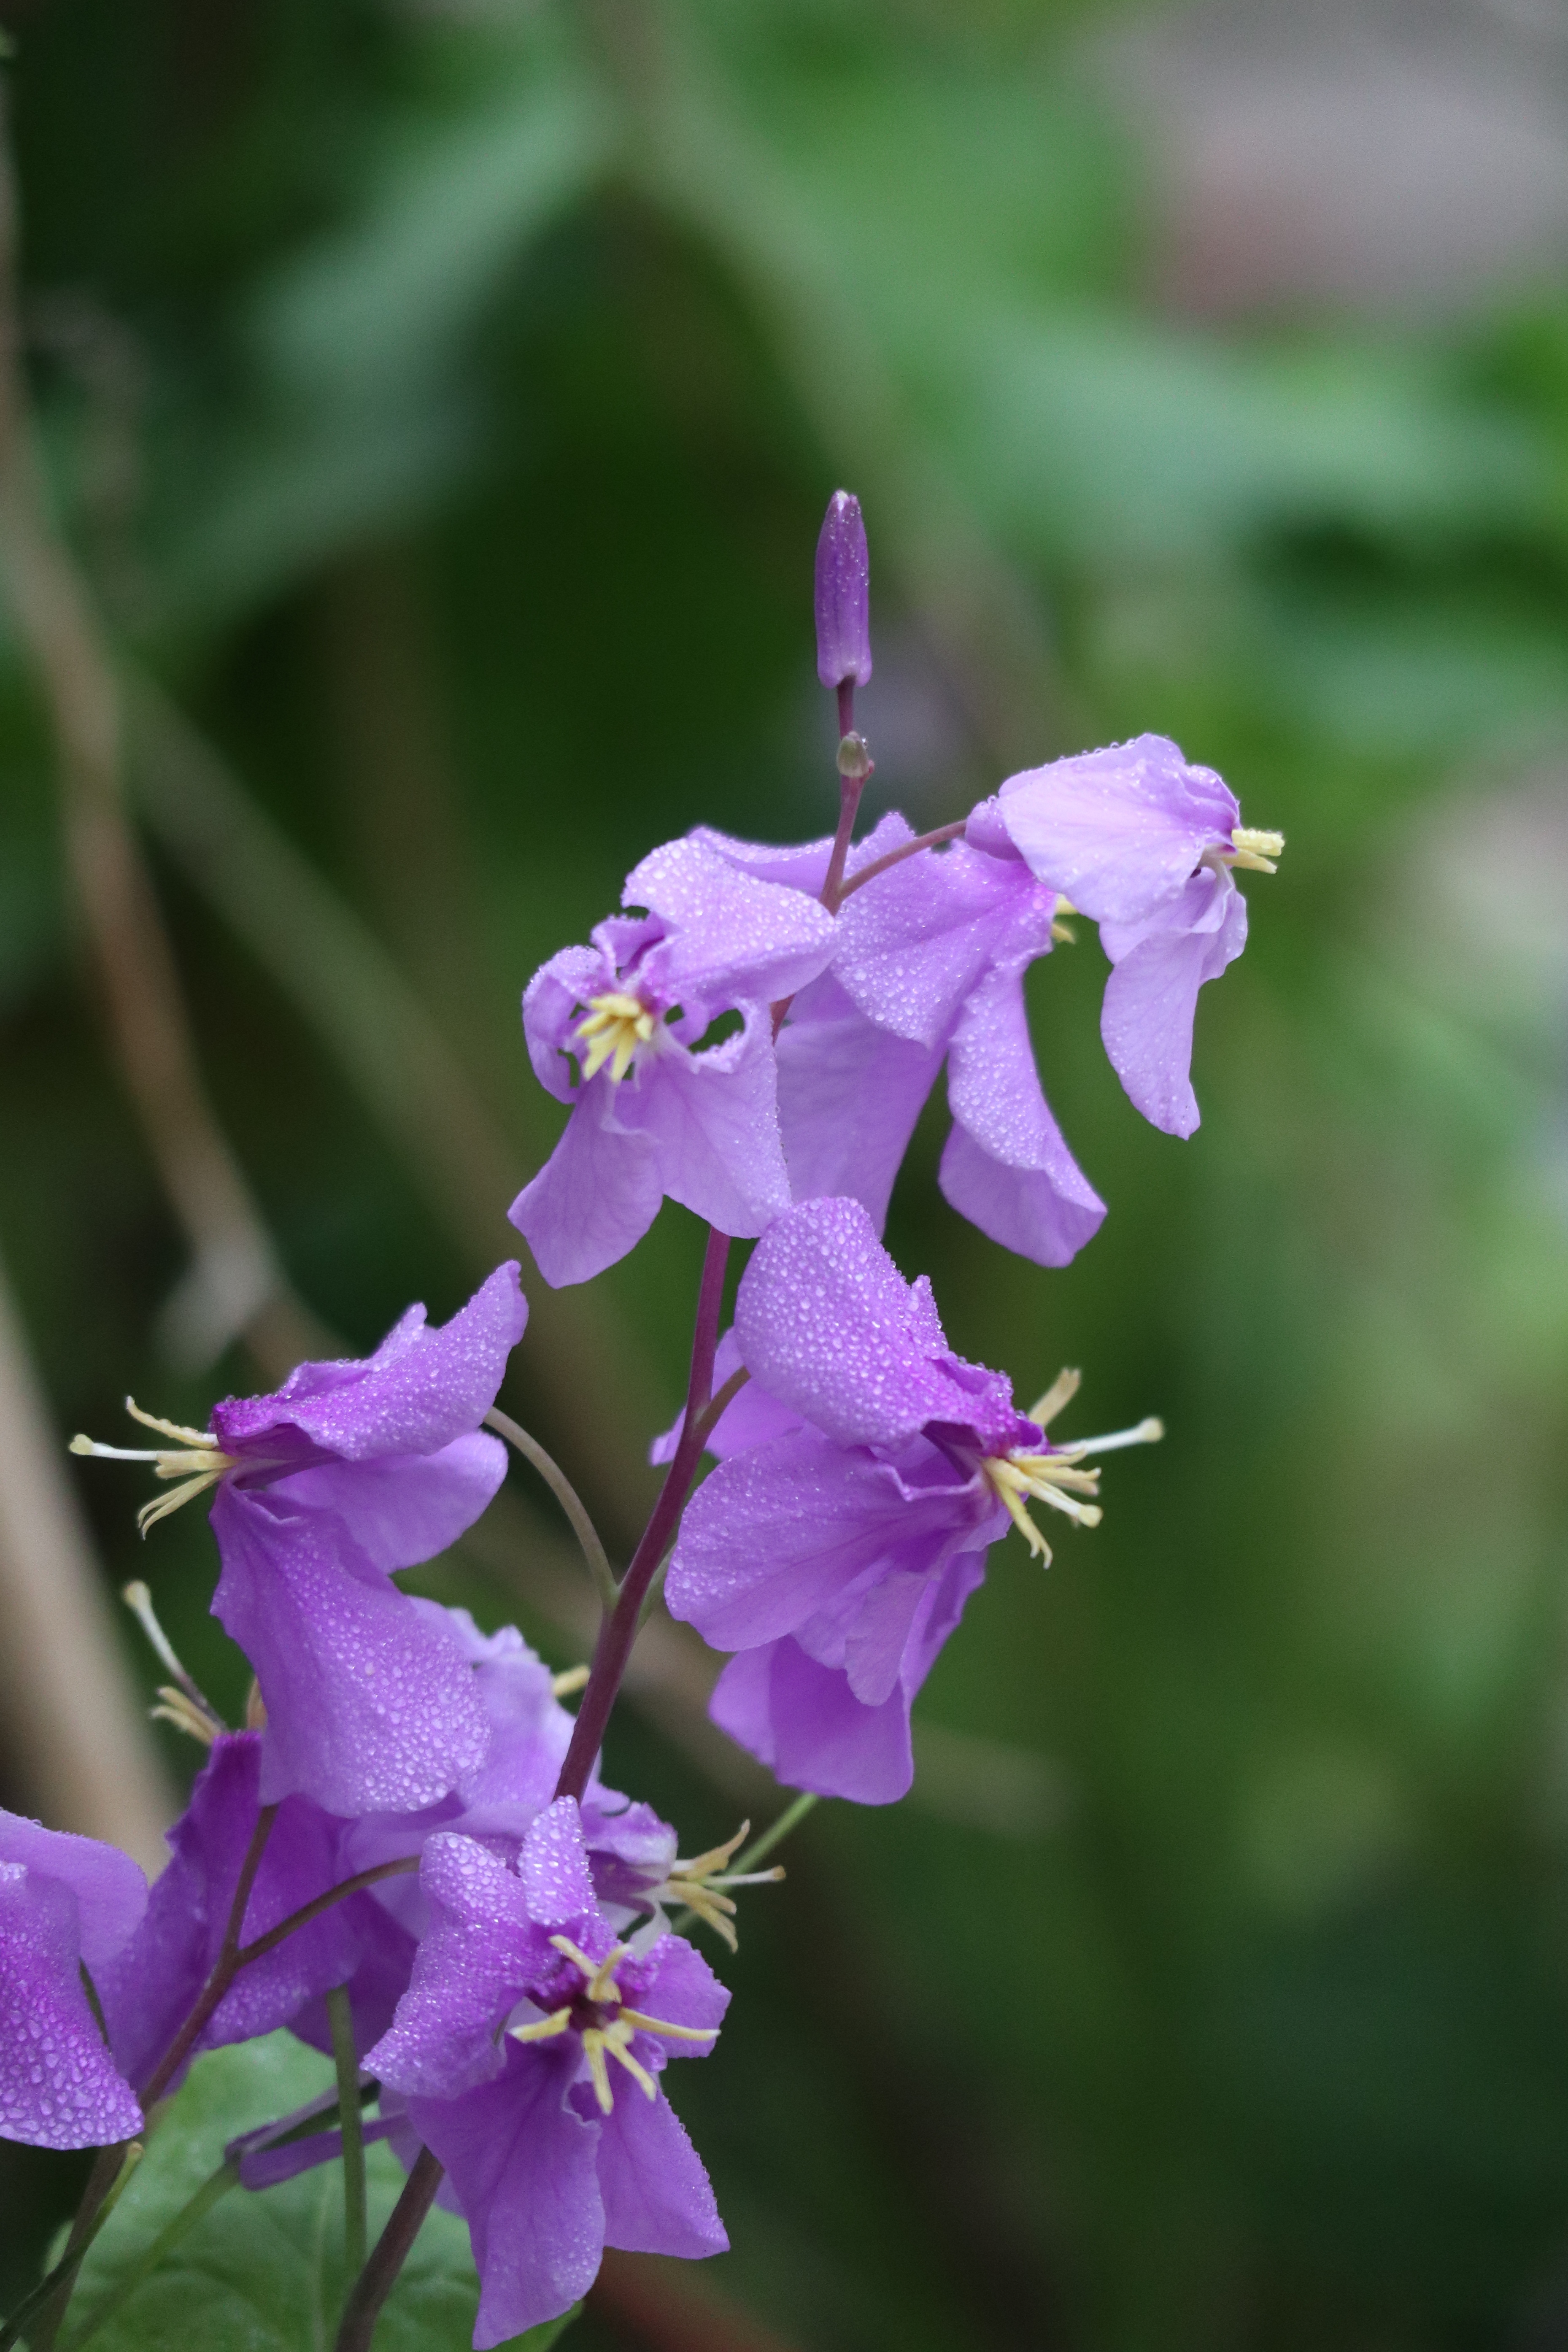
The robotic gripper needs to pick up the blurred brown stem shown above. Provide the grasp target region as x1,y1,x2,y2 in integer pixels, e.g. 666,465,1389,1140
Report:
0,96,318,1378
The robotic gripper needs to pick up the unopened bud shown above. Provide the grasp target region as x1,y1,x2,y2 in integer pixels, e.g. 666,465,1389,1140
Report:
836,732,873,780
814,489,872,690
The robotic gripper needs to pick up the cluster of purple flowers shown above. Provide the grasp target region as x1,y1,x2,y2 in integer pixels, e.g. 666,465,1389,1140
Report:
3,490,1279,2344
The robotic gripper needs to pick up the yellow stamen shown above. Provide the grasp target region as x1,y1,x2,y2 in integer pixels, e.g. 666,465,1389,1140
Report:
616,2007,719,2044
551,1665,591,1698
73,1400,236,1538
984,1391,1162,1562
1028,1367,1081,1428
576,992,657,1082
548,1933,625,2006
511,2006,572,2044
1225,825,1285,875
647,1821,788,1954
149,1686,219,1747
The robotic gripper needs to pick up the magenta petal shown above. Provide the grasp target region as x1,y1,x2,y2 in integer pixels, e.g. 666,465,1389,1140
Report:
270,1432,507,1576
410,2045,605,2348
598,2084,727,2260
978,734,1239,926
1100,866,1247,1137
710,1640,916,1805
775,978,945,1231
0,1868,143,2149
939,960,1106,1268
368,1833,542,2098
211,1491,490,1816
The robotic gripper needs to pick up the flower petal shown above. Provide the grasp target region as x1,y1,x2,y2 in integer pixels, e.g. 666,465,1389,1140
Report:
269,1431,507,1575
1099,865,1247,1136
510,1079,666,1288
598,2081,727,2260
617,1006,793,1237
775,977,945,1231
624,834,836,1022
0,1867,143,2149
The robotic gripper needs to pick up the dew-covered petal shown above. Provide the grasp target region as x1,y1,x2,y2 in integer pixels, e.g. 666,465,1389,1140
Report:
0,1812,146,1969
939,959,1106,1268
213,1264,526,1464
732,1197,971,1448
1099,864,1247,1137
834,838,1053,1048
0,1866,144,2149
774,976,945,1232
368,1832,547,2099
708,1640,916,1805
211,1489,490,1818
666,1426,982,1652
649,1328,807,1468
521,944,615,1102
619,1933,730,2044
624,835,836,1024
969,735,1239,926
598,2082,727,2261
410,2044,604,2349
510,1077,665,1288
269,1432,507,1575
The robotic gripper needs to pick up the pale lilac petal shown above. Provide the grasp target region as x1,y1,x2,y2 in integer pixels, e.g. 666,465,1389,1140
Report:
685,809,910,902
451,1616,575,1823
974,735,1239,925
834,840,1053,1048
510,1079,664,1288
1100,866,1247,1137
0,1867,143,2149
214,1264,526,1462
517,1797,597,1927
521,944,613,1101
0,1813,146,1968
211,1490,489,1817
270,1432,507,1575
774,977,944,1231
667,1428,983,1651
618,1007,793,1237
410,2046,604,2348
939,961,1106,1268
598,2085,727,2260
842,1570,930,1707
624,836,836,1020
732,1197,967,1447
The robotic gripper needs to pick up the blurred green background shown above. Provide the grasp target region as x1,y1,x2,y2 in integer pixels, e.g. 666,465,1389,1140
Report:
3,0,1568,2345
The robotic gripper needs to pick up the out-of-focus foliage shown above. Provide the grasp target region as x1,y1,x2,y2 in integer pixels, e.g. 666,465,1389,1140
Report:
2,2,1567,2347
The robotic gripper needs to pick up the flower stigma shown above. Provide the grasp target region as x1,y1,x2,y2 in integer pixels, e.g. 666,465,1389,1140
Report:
650,1822,785,1953
982,1367,1164,1565
509,1932,718,2113
71,1398,237,1534
576,991,657,1083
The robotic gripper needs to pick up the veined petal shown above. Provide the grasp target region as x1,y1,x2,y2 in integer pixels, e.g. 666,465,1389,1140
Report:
1099,865,1247,1137
624,835,835,1019
775,977,944,1233
618,1005,793,1237
0,1869,144,2149
597,2080,727,2260
270,1431,507,1574
510,1078,665,1288
834,838,1053,1048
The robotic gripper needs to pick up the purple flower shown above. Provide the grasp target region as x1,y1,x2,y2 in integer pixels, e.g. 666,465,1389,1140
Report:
369,1798,728,2345
691,818,1106,1269
510,836,837,1287
966,733,1283,1137
665,1199,1158,1803
815,489,872,691
0,1810,146,2149
94,1731,375,2095
75,1268,529,1818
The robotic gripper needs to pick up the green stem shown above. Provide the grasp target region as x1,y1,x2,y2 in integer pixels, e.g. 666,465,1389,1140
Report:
326,1987,367,2279
731,1790,819,1876
58,2161,235,2352
484,1408,618,1611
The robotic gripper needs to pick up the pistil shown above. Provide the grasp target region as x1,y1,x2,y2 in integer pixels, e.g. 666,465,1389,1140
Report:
509,1933,718,2113
982,1369,1164,1564
70,1398,237,1533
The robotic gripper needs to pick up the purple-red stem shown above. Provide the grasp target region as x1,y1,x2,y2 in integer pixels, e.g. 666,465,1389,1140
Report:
553,1225,731,1804
138,1803,279,2109
335,2145,445,2352
837,817,966,903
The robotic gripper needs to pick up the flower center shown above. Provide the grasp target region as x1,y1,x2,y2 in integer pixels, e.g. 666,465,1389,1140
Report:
1219,825,1285,875
981,1367,1163,1565
575,991,657,1083
70,1399,237,1535
509,1932,717,2113
647,1820,784,1955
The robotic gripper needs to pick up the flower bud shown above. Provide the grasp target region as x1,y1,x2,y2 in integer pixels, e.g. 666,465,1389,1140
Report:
814,489,872,690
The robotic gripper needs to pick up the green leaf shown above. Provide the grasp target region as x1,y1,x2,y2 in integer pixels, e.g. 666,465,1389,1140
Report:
62,2034,579,2352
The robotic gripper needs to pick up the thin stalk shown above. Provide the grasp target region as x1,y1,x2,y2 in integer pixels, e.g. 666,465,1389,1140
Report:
334,2147,445,2352
235,1855,419,1970
836,818,966,902
484,1409,618,1610
326,1987,367,2279
5,2144,142,2352
820,770,866,913
138,1804,278,2109
553,1226,731,1804
59,2160,236,2352
732,1790,819,1875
